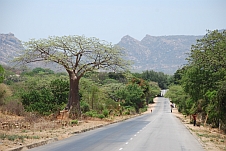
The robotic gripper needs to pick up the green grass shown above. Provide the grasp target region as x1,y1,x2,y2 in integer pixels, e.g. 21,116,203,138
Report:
0,133,40,142
70,120,78,125
32,135,40,139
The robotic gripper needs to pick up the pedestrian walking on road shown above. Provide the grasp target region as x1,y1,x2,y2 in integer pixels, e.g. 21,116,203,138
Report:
192,113,197,126
170,103,174,113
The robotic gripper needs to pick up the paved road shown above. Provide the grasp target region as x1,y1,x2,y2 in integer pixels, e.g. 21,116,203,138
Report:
30,97,205,151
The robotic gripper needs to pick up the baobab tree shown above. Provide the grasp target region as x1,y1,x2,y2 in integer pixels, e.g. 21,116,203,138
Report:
14,35,130,118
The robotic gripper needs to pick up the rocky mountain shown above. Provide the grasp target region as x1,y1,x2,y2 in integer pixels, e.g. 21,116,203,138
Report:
0,33,203,74
0,33,62,72
117,34,203,74
0,33,23,66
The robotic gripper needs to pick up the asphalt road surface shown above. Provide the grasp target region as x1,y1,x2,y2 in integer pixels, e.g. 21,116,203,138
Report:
30,97,205,151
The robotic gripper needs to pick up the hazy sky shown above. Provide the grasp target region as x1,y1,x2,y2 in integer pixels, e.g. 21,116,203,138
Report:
1,0,225,44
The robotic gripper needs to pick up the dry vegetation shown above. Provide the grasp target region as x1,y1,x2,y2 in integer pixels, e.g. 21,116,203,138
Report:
0,100,225,151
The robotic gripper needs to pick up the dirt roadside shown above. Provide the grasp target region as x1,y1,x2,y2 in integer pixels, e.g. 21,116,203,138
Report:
0,100,156,151
172,107,226,151
0,98,225,151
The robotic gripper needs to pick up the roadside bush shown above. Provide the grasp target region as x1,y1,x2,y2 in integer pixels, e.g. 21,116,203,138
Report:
97,114,105,119
84,110,98,117
49,79,69,105
70,120,78,125
21,88,55,115
102,109,109,117
21,79,69,115
124,110,130,115
140,106,148,113
80,101,90,113
84,110,106,119
123,106,136,115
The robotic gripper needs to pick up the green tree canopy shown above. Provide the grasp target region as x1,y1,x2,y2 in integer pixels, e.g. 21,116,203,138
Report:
118,83,144,113
181,30,226,128
183,30,226,101
134,70,169,89
165,85,193,115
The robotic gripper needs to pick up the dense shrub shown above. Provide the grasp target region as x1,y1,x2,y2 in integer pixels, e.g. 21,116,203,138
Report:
80,101,90,113
84,110,98,117
97,114,105,119
21,79,68,115
102,109,109,117
84,110,105,119
21,89,63,115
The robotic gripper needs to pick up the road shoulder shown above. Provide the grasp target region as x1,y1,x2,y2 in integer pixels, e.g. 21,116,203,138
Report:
172,107,226,151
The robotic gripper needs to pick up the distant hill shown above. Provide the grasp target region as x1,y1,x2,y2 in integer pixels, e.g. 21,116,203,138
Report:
0,33,63,72
0,33,23,66
117,34,203,74
0,33,203,74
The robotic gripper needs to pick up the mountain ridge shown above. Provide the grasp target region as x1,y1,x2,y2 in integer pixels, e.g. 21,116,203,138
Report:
0,33,204,74
117,34,203,74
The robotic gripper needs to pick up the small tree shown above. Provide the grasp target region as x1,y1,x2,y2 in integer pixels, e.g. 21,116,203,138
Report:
14,35,129,118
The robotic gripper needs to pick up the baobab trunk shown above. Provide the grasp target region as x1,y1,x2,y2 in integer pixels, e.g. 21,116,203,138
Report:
67,70,81,119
